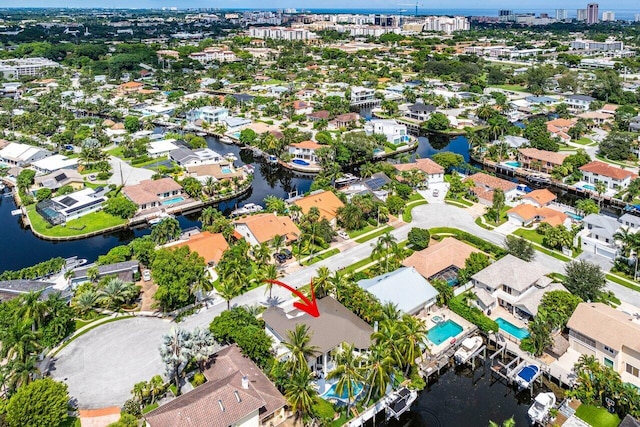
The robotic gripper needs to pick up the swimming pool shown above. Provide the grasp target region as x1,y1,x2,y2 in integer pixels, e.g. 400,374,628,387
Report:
427,319,463,345
582,184,596,191
221,167,232,174
161,196,185,206
292,159,310,166
564,211,583,221
504,161,520,168
321,381,364,402
496,317,530,340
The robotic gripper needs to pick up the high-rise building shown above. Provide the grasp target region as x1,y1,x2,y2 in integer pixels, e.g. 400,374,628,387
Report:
577,9,588,21
601,11,615,21
587,3,599,24
635,13,640,22
555,9,568,20
498,9,515,22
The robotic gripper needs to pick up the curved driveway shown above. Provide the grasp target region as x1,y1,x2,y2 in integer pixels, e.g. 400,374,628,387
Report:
50,202,640,409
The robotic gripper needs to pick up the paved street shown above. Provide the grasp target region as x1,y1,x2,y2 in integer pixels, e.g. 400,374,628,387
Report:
50,203,640,409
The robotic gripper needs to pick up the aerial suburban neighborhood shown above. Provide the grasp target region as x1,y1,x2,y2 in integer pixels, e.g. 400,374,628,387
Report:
1,4,640,427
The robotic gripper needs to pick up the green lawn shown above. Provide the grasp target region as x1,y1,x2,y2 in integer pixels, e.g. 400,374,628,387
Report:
348,224,381,239
143,403,159,414
575,404,620,427
606,273,640,292
403,200,428,222
302,248,340,266
574,137,595,146
483,205,510,227
513,228,545,245
354,225,394,244
27,206,127,238
475,216,494,230
492,84,528,92
75,313,108,330
407,192,426,203
107,146,125,157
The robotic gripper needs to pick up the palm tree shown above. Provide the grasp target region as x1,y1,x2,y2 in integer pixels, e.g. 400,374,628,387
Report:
613,227,637,257
6,355,40,392
0,320,40,363
253,242,271,266
380,302,401,321
17,291,47,331
401,315,429,374
329,270,350,302
190,276,213,302
594,181,607,208
98,278,138,310
218,280,240,310
363,344,396,404
259,264,279,299
190,327,217,372
159,328,194,396
327,342,365,411
271,234,286,253
72,289,99,316
285,367,317,421
288,205,303,223
313,266,333,299
372,320,404,371
283,324,319,372
86,266,100,283
148,375,165,405
371,232,398,273
336,203,365,231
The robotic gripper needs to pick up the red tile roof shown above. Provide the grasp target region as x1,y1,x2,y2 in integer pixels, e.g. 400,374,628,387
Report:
464,172,517,192
394,158,444,175
579,161,637,180
518,148,568,166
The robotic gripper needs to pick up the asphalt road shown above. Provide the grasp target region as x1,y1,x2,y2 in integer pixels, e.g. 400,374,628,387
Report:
50,202,640,409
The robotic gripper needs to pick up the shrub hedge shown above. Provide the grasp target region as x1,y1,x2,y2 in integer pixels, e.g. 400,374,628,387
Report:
448,294,499,333
429,227,507,259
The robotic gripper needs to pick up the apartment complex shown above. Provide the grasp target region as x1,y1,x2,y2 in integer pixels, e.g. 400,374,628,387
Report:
0,57,59,78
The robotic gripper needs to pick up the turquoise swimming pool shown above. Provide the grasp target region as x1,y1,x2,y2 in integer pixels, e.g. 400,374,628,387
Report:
504,161,520,168
221,167,232,174
582,184,596,191
321,381,364,402
564,211,583,221
161,196,185,206
427,319,463,345
496,317,530,340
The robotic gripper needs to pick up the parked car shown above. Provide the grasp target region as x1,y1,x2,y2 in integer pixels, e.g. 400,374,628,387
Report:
273,253,287,264
432,189,439,197
280,249,292,259
142,270,151,281
337,230,349,240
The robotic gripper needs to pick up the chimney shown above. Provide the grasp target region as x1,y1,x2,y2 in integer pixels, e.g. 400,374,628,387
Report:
218,400,225,412
241,375,249,389
234,390,242,402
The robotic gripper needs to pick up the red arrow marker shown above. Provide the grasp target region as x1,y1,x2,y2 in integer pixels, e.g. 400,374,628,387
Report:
264,279,320,317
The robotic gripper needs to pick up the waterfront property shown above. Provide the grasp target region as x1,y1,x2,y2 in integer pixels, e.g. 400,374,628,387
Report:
567,303,640,387
506,204,569,227
471,255,565,320
287,140,322,164
147,139,180,158
394,158,445,185
36,187,107,225
463,172,519,205
357,267,439,315
144,344,287,427
0,142,51,167
187,162,245,182
71,260,139,287
364,119,410,145
262,297,373,380
289,189,344,226
427,319,463,345
233,213,300,246
122,178,184,212
579,161,637,191
0,279,66,302
169,147,224,167
520,188,556,207
517,148,567,175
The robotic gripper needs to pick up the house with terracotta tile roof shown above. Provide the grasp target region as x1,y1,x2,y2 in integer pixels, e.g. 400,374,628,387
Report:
521,188,557,207
331,112,360,128
307,110,330,122
291,190,344,225
463,172,519,205
394,158,445,185
233,213,300,246
402,237,481,284
506,204,569,227
122,178,184,211
287,140,323,163
517,148,568,174
567,303,640,388
167,231,229,266
577,111,614,128
118,81,144,93
145,344,287,427
579,161,637,190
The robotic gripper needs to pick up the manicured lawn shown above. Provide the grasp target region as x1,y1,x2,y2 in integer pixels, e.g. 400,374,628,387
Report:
348,224,375,239
575,404,620,427
302,248,340,266
475,216,494,230
513,228,544,245
574,137,595,146
407,192,426,203
606,273,640,292
75,313,108,330
27,206,127,238
354,225,394,244
445,196,473,207
483,205,511,227
143,402,159,414
403,200,428,222
107,146,125,157
492,84,527,92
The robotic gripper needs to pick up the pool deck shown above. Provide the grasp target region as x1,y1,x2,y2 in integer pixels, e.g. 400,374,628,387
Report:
419,308,475,355
489,307,528,342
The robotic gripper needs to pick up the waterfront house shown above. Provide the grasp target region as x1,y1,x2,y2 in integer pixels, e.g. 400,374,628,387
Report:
169,147,224,168
578,213,620,259
33,169,84,191
233,213,300,246
0,142,51,167
0,280,67,303
31,154,78,174
471,255,562,319
290,190,344,226
287,140,323,163
187,106,229,123
357,267,438,315
394,158,445,185
404,103,436,122
567,303,640,387
565,94,596,112
517,148,568,174
186,163,245,182
339,172,392,202
579,161,637,190
71,260,140,287
463,172,519,205
122,178,184,212
145,344,287,427
364,119,410,145
403,237,480,284
147,139,180,158
521,189,557,207
35,188,107,225
168,231,229,266
263,296,373,376
619,213,640,232
506,204,569,227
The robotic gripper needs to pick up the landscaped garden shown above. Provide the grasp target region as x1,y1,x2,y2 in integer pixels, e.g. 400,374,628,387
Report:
26,206,127,238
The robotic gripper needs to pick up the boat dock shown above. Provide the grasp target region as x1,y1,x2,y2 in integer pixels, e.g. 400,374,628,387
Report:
345,387,417,427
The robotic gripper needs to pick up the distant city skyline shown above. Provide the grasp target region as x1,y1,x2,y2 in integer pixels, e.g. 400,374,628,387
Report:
6,1,640,12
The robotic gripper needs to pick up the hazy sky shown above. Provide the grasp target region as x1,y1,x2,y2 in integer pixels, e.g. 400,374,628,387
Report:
6,0,640,11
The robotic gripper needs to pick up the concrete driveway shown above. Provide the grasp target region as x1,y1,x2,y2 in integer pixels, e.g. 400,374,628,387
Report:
108,156,154,186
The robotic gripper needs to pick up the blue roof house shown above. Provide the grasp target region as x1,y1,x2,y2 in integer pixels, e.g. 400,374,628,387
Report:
357,267,439,315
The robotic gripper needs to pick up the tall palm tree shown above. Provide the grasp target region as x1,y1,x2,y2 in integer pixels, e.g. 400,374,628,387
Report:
594,181,607,208
253,242,272,266
285,367,317,421
613,227,637,257
218,280,240,310
98,278,138,310
159,328,194,396
72,289,99,316
259,264,279,299
17,291,47,331
371,232,398,273
372,320,405,371
283,324,319,372
0,320,40,363
190,276,213,302
380,302,401,321
401,315,429,374
327,342,365,411
330,270,350,302
271,234,286,253
6,355,40,392
148,375,165,405
363,344,396,404
313,266,333,299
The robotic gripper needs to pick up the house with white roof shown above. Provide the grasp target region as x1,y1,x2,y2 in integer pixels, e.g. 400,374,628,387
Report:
169,147,224,168
147,139,180,158
187,106,229,123
31,154,78,174
357,267,438,315
618,213,640,232
364,119,410,145
579,213,621,260
35,188,107,225
0,142,51,167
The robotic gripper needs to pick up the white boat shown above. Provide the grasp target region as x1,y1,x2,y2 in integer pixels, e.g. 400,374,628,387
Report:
224,153,238,161
230,203,263,217
514,363,541,390
196,132,206,137
527,392,556,425
148,212,174,225
454,336,483,365
267,154,278,164
243,164,255,174
220,136,233,144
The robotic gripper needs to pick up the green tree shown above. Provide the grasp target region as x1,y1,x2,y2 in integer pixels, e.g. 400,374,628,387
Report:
599,132,634,161
564,259,606,301
218,280,240,310
575,198,599,216
283,324,319,372
36,188,52,202
151,247,206,311
504,235,535,261
363,343,396,404
123,116,140,133
181,177,203,199
327,342,365,411
5,378,70,427
150,217,181,245
407,228,430,250
431,278,454,307
129,236,156,266
488,188,505,223
103,196,138,219
424,112,450,131
431,151,464,171
458,252,491,283
488,417,516,427
285,367,317,421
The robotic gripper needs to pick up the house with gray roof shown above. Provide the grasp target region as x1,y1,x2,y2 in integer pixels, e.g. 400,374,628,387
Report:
566,94,596,112
262,297,373,378
619,213,640,232
0,280,70,302
71,260,139,287
471,255,559,319
578,213,621,260
357,267,438,315
405,103,437,121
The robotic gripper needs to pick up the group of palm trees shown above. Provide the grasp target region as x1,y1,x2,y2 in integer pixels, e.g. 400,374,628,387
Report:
281,297,428,423
72,277,141,315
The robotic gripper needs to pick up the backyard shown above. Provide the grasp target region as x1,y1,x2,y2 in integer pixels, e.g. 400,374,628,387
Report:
26,206,127,238
575,404,620,427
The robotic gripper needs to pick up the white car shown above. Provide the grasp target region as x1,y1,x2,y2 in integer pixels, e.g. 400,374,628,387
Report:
142,270,151,281
337,230,349,240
